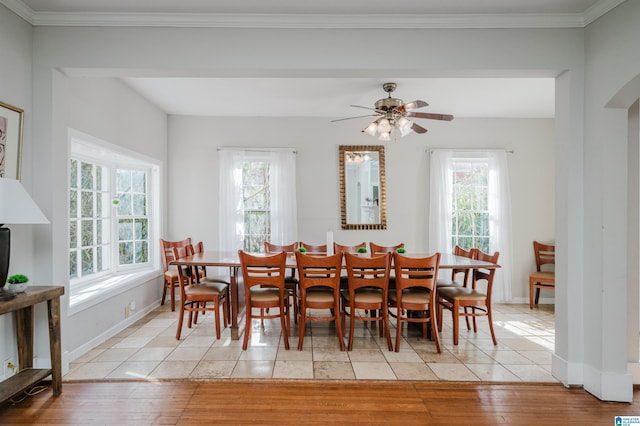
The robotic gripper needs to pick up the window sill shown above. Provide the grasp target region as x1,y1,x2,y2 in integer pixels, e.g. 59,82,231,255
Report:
68,269,161,316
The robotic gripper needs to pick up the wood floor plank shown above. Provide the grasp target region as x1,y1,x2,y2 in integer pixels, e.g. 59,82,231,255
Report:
0,380,638,425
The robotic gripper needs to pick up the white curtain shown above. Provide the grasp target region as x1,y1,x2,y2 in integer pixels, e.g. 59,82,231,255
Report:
218,149,298,252
428,149,513,302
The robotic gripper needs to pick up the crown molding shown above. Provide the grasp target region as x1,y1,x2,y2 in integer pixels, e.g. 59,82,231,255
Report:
583,0,626,26
29,12,587,29
0,0,626,29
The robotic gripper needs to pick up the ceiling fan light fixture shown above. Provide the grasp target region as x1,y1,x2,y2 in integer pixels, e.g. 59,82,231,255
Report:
363,122,378,136
398,117,411,128
378,132,390,141
377,118,391,133
400,124,413,137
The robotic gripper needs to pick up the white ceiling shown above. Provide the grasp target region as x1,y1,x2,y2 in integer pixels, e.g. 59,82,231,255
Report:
121,77,556,119
4,0,623,119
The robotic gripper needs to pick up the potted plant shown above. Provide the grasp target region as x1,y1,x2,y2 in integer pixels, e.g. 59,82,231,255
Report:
7,274,29,293
396,247,406,254
297,247,307,253
357,247,368,257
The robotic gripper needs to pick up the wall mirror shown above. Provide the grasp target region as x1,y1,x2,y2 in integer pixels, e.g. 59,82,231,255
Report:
339,145,387,230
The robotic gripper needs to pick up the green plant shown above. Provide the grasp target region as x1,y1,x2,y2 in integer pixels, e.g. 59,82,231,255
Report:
396,247,406,253
357,247,367,253
7,274,29,284
297,247,307,253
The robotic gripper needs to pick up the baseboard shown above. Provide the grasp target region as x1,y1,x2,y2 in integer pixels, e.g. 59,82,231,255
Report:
583,363,634,402
61,300,161,373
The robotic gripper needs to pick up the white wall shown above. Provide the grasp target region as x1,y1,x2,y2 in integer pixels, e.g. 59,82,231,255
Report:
0,4,36,382
60,77,167,357
580,0,640,401
168,115,554,303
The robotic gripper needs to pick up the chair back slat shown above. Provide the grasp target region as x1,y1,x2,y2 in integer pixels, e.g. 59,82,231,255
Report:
344,252,390,291
534,241,555,271
298,242,327,255
160,237,191,272
238,250,287,292
296,252,342,291
393,252,440,292
334,242,366,254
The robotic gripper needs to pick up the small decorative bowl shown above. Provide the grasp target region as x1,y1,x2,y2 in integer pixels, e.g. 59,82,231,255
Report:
10,283,28,293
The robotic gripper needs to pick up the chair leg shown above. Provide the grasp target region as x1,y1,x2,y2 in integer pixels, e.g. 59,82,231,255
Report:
487,305,498,346
430,308,442,353
334,302,346,352
452,301,460,346
464,307,471,330
280,301,290,350
176,303,185,340
297,303,306,351
161,279,168,306
395,315,402,352
348,305,356,351
529,278,535,309
214,296,221,340
242,307,252,350
170,281,176,312
535,287,541,305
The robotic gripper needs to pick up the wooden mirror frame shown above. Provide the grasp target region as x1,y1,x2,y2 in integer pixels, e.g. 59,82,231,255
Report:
339,145,387,230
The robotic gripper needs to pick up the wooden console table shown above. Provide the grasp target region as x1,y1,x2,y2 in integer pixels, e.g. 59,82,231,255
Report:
0,286,64,406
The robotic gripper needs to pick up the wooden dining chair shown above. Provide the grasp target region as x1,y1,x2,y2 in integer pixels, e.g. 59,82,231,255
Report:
190,242,231,324
436,245,477,332
529,241,555,309
334,242,367,289
369,242,404,290
389,252,441,353
298,242,327,255
172,245,229,341
369,242,404,255
295,251,345,351
341,252,393,351
238,250,290,351
437,249,500,345
264,241,299,323
160,237,192,311
334,242,367,254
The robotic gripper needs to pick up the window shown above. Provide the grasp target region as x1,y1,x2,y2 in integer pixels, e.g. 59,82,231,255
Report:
450,159,490,252
68,130,160,301
428,149,513,302
241,161,271,252
218,149,297,253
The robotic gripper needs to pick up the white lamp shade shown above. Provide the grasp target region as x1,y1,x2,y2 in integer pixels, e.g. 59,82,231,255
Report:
400,124,414,137
378,132,390,141
0,178,49,224
377,118,391,133
363,122,378,136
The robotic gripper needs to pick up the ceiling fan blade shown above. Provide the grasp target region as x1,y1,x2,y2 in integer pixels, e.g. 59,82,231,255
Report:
395,100,428,113
406,112,454,121
411,122,428,134
330,114,379,123
350,104,378,112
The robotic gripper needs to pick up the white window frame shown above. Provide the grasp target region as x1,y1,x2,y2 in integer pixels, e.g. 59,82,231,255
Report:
68,129,161,313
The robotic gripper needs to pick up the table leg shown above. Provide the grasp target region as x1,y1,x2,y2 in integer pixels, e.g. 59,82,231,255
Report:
15,306,34,370
47,297,62,396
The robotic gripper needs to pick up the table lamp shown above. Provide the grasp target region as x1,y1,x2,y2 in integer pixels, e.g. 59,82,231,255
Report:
0,178,49,301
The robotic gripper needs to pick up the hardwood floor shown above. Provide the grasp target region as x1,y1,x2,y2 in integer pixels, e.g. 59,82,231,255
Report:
0,380,638,425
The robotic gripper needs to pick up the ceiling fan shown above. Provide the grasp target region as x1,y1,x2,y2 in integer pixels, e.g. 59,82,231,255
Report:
332,82,454,140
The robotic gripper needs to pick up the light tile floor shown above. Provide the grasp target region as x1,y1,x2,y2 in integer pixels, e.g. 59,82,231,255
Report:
64,303,557,383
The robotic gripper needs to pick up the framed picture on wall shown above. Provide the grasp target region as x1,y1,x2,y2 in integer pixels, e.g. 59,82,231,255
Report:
0,101,24,180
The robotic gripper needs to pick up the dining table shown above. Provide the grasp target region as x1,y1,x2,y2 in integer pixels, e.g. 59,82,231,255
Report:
170,250,500,340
